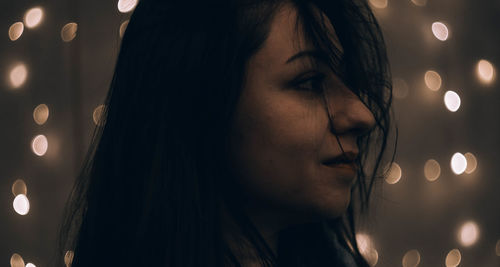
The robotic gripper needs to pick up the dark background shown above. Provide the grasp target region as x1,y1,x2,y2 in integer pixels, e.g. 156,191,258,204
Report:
1,0,499,266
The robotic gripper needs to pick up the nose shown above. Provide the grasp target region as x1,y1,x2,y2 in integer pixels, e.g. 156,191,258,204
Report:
325,86,376,138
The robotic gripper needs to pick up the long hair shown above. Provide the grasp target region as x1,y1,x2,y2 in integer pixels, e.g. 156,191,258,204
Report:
52,0,395,266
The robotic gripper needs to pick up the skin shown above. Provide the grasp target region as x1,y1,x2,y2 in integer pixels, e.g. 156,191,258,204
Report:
225,3,376,266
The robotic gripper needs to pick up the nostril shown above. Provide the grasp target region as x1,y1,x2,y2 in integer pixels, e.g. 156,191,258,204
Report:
323,87,376,137
354,99,376,135
327,106,376,137
351,123,374,137
354,111,376,137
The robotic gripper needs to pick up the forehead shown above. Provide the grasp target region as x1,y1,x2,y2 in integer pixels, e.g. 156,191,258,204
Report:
251,3,342,70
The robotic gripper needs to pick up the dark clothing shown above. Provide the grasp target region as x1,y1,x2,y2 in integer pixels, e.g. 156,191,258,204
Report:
331,232,358,266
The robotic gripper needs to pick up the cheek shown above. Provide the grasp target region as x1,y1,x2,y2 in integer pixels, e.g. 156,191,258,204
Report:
228,94,328,209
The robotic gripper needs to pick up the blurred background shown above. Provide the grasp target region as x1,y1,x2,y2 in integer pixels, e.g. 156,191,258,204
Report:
1,0,499,266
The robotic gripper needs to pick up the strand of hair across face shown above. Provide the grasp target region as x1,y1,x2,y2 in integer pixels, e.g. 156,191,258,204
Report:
321,88,347,155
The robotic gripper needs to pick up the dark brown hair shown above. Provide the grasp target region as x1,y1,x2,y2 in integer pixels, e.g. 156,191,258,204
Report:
53,0,395,266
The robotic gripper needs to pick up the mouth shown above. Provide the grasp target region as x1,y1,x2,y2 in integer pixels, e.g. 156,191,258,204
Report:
322,162,358,184
322,152,359,183
322,161,358,172
322,151,358,165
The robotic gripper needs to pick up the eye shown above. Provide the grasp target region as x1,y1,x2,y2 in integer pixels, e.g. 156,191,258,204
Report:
294,73,326,93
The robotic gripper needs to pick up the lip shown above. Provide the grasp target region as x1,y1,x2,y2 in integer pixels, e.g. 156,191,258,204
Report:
322,162,358,183
323,162,357,171
322,151,359,165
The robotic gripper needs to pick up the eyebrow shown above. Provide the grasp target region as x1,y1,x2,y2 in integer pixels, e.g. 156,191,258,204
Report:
285,49,330,65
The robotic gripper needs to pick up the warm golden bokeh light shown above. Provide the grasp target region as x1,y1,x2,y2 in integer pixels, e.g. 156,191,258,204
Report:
424,70,442,91
61,22,78,42
118,0,138,13
476,59,496,84
444,91,461,112
9,63,28,88
369,0,388,9
10,253,25,267
119,20,130,38
459,221,480,247
464,152,477,174
11,179,27,197
356,233,373,253
13,194,30,215
496,240,500,256
366,249,378,266
402,249,421,267
393,78,409,99
445,249,461,267
385,162,402,184
64,250,74,267
31,134,48,156
33,104,49,125
432,22,449,41
24,7,44,28
424,159,441,182
411,0,427,7
8,22,24,41
93,104,106,126
356,233,378,266
451,153,467,175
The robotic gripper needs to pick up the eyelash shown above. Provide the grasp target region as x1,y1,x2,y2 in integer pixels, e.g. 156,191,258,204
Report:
294,73,326,93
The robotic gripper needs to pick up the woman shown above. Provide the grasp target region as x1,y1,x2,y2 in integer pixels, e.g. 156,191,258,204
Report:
54,0,395,266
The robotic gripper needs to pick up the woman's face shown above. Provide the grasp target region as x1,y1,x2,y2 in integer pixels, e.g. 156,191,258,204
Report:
228,3,376,228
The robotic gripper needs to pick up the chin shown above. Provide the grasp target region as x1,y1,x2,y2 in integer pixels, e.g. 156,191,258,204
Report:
290,196,351,224
314,192,352,220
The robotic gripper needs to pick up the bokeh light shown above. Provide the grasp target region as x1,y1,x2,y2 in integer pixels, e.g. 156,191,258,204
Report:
117,0,138,13
119,20,130,38
444,91,461,112
26,263,36,267
10,253,25,267
424,159,441,182
93,104,106,126
411,0,427,7
402,249,421,267
64,250,74,267
31,134,48,156
424,70,442,91
385,162,402,184
13,194,30,215
432,22,449,41
369,0,388,9
464,152,477,174
8,22,24,41
61,22,78,42
451,153,467,175
356,233,378,266
12,179,27,196
496,240,500,256
476,59,496,84
445,249,461,267
9,63,28,89
24,7,44,28
33,104,49,125
366,249,378,266
393,78,409,99
459,221,480,247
